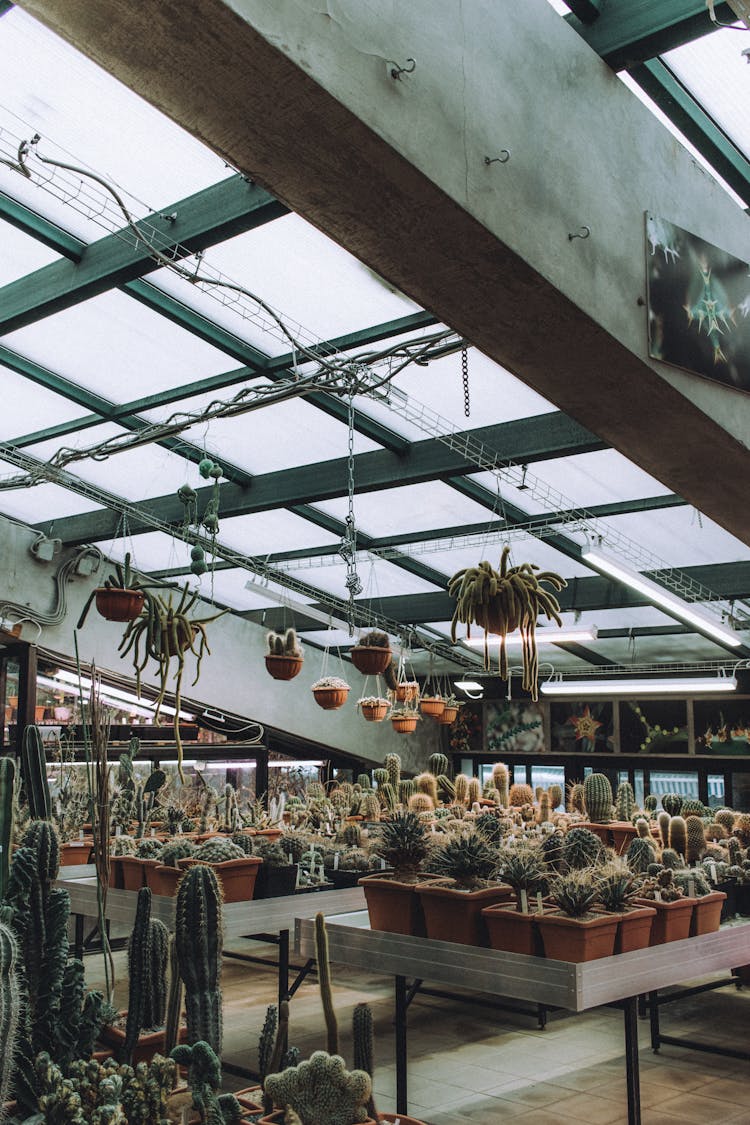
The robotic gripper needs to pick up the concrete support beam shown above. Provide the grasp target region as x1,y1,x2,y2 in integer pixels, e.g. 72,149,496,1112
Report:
15,0,750,546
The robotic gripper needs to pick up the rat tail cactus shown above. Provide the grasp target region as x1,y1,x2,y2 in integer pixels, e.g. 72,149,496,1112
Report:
176,864,223,1055
264,1051,372,1125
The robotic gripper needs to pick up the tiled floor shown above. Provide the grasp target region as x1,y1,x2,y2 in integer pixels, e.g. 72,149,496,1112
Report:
88,939,750,1123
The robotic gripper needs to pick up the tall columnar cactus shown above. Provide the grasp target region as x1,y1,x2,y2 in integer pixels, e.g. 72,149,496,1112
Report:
0,756,15,901
583,773,613,824
492,764,509,807
428,753,450,779
467,777,482,806
0,921,20,1113
134,784,145,841
568,782,585,815
176,865,224,1055
164,934,183,1058
342,823,362,847
123,887,153,1062
377,782,398,815
314,913,338,1056
264,1052,372,1125
681,799,706,818
669,815,688,860
657,810,671,847
453,774,470,806
615,781,636,822
686,815,707,865
384,754,401,791
415,773,439,807
398,779,415,804
626,836,656,874
352,1002,378,1122
20,725,51,821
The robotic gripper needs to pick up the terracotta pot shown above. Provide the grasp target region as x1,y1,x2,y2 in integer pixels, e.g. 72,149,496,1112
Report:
147,863,183,896
438,706,459,725
259,1114,377,1125
235,1088,265,1115
609,822,638,855
265,654,303,681
312,686,349,710
255,828,283,840
614,905,656,954
360,701,390,722
99,1011,188,1063
359,874,446,937
391,715,418,734
575,821,612,845
537,911,618,962
633,897,696,945
163,622,197,657
380,1116,429,1124
114,855,159,891
420,696,446,718
395,682,419,703
350,645,392,675
179,855,262,903
59,840,93,866
419,883,514,946
690,891,727,936
94,587,145,622
482,902,552,956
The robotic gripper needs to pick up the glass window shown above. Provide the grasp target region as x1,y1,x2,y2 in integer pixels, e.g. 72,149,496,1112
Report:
531,765,565,809
634,770,645,809
459,758,473,777
486,701,545,754
649,771,700,809
732,774,750,813
514,764,528,785
707,774,725,810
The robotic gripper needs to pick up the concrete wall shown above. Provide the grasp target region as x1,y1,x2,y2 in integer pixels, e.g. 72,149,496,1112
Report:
0,517,439,773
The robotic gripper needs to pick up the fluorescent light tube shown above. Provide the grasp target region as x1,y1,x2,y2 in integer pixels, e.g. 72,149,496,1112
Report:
463,627,598,648
581,547,741,648
540,676,737,697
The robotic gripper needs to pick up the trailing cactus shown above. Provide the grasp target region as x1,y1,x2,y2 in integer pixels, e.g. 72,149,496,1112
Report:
264,1051,372,1125
615,781,636,822
175,864,223,1054
562,827,605,870
0,756,15,901
0,921,20,1113
314,913,338,1057
398,779,415,804
415,773,439,807
384,753,401,792
171,1040,241,1125
567,782,585,815
509,783,534,807
626,836,656,874
20,725,52,821
428,753,450,778
669,816,688,861
583,773,613,824
453,774,470,806
686,815,707,865
662,793,682,816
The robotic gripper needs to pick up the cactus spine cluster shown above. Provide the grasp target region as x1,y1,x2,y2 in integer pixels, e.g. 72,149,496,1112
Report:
176,864,224,1054
408,793,434,814
562,827,604,869
583,773,613,823
20,725,52,820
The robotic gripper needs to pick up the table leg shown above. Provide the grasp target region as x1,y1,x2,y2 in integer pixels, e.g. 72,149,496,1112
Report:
648,989,660,1052
395,975,408,1116
278,928,289,1007
623,996,642,1125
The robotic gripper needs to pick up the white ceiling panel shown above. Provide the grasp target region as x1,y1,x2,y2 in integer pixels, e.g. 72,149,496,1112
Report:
218,510,340,557
665,28,750,164
0,482,99,524
311,482,500,538
0,219,61,284
594,506,750,568
0,362,90,440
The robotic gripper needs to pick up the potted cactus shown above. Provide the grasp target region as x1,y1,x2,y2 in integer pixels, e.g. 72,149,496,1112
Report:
261,1051,376,1125
253,839,299,899
356,695,391,723
596,860,656,953
437,694,461,725
350,630,392,676
359,812,442,937
148,838,197,897
419,832,513,946
390,707,420,734
180,836,263,902
265,628,304,681
311,676,350,710
536,869,619,962
482,841,551,955
77,551,157,625
419,692,446,719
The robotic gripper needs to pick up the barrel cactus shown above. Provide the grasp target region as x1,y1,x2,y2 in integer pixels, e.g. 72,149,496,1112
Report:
562,827,604,870
428,753,450,778
662,793,682,816
583,773,613,824
626,836,656,874
615,781,636,822
195,837,246,863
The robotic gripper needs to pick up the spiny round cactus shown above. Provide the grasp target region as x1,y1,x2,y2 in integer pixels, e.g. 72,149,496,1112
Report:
660,847,681,869
714,808,736,834
159,840,196,867
615,781,636,822
509,783,534,807
475,812,503,845
733,814,750,845
112,835,138,856
662,793,682,816
541,830,566,871
482,783,499,803
674,869,711,897
686,815,707,865
415,773,439,807
681,799,707,818
137,838,163,859
583,773,613,824
408,793,434,815
727,835,743,861
626,836,656,874
562,827,605,870
644,795,658,813
342,823,362,848
373,769,389,788
264,1051,372,1125
195,837,246,863
668,816,688,860
230,832,256,855
428,753,450,778
635,818,651,839
357,773,372,790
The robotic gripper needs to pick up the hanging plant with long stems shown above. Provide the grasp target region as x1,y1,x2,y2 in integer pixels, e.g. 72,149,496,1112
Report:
118,585,226,780
449,545,566,699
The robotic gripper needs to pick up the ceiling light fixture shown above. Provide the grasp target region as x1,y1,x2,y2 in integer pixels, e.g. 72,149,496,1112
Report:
581,547,742,648
540,675,737,697
454,679,485,699
463,626,598,648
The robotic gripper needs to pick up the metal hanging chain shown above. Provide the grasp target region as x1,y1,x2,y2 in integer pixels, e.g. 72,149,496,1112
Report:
340,383,363,636
462,346,471,418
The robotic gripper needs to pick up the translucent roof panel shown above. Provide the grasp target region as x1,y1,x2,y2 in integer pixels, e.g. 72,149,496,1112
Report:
0,482,100,525
310,482,503,538
193,567,318,614
417,535,590,587
147,212,422,358
664,28,750,163
0,362,90,440
141,391,380,473
278,558,443,600
0,219,61,285
99,531,192,575
3,289,234,400
592,507,750,569
0,9,230,215
27,424,200,502
218,510,341,557
351,349,557,442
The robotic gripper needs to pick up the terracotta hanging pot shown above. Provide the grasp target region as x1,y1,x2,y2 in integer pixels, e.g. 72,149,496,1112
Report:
420,695,446,718
350,645,392,675
395,681,419,703
391,714,418,734
360,700,390,722
438,705,459,725
264,654,303,681
312,686,350,710
94,587,145,622
163,621,198,657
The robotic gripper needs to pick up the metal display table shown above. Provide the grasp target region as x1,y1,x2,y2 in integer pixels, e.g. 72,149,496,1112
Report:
295,911,750,1125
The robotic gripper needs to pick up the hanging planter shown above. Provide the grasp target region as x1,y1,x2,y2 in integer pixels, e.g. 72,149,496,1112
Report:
358,697,391,723
394,681,419,703
78,553,155,626
438,704,460,725
449,545,566,700
350,630,392,675
420,695,446,719
391,709,420,734
312,676,350,710
265,627,304,681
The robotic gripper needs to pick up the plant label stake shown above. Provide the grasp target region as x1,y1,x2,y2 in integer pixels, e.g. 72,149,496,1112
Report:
520,889,529,913
688,877,696,898
334,852,340,870
536,891,544,914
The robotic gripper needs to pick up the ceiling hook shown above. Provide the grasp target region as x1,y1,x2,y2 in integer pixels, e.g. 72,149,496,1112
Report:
484,150,511,165
568,225,591,241
390,57,416,80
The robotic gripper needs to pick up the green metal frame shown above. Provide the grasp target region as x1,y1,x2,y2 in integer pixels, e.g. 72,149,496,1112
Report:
566,0,735,69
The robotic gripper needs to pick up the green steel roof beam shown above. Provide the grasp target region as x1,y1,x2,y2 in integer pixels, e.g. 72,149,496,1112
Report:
0,174,288,335
566,0,736,69
37,412,602,545
564,0,603,24
0,190,84,260
628,58,750,208
0,2,13,14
